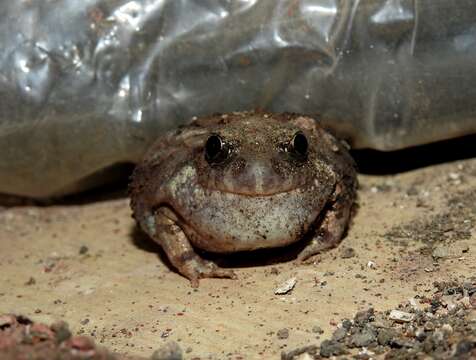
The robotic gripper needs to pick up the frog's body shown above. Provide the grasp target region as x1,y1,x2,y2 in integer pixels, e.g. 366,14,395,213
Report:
129,112,357,287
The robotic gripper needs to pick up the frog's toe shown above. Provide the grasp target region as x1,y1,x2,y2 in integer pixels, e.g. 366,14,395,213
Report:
179,257,237,287
208,267,238,280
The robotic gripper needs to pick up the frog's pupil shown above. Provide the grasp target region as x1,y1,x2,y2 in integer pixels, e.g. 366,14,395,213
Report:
292,132,308,156
205,134,223,161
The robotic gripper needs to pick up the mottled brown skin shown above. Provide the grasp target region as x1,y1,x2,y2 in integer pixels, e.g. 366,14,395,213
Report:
129,112,357,287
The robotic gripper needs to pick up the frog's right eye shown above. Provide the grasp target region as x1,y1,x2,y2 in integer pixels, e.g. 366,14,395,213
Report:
205,134,229,164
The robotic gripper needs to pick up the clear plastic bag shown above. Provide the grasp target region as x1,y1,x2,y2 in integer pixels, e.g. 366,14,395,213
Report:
1,0,475,197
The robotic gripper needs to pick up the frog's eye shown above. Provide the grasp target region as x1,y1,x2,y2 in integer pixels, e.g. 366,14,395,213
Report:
290,132,308,158
205,134,229,164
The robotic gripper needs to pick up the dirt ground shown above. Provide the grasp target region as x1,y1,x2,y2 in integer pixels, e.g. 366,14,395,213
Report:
0,150,475,359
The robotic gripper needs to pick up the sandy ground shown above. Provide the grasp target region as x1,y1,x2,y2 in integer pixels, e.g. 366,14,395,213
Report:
0,153,475,359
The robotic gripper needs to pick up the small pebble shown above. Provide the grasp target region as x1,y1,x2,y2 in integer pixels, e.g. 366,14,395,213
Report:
331,327,347,342
340,247,356,259
50,321,72,343
25,277,36,286
151,341,183,360
79,245,89,255
377,329,396,346
319,340,346,358
274,277,297,295
277,328,289,340
312,325,324,334
389,310,414,323
350,328,376,347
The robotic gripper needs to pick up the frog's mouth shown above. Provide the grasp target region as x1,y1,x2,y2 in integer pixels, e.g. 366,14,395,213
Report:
204,181,305,197
199,163,313,197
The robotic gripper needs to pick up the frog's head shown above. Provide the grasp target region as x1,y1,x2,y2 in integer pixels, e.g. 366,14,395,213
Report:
194,113,330,196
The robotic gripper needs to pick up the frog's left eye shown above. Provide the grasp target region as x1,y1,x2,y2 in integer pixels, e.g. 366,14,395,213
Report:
290,132,308,158
205,134,229,164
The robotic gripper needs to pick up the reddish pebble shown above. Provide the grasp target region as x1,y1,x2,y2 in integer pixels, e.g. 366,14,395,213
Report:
0,314,17,328
67,336,95,351
30,323,55,340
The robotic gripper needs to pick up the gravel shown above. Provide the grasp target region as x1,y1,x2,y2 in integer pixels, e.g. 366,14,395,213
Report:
285,278,476,359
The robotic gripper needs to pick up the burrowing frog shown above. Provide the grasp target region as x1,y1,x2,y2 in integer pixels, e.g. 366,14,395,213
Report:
129,112,357,287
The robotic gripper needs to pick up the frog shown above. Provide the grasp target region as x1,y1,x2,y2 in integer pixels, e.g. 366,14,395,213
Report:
129,111,357,287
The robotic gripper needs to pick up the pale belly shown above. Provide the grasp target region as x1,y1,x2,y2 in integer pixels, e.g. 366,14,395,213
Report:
171,180,331,252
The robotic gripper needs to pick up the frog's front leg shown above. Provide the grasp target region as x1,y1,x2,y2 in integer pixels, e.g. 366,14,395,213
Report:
297,182,355,262
151,207,237,287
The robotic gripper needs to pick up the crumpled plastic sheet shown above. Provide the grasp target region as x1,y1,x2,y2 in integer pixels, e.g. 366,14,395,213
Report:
1,0,476,198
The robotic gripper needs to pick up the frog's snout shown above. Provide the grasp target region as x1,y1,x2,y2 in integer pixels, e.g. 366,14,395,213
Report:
221,159,295,196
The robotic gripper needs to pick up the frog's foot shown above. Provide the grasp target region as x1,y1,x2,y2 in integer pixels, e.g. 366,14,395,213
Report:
178,253,237,288
151,206,237,287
